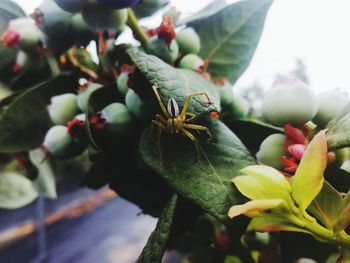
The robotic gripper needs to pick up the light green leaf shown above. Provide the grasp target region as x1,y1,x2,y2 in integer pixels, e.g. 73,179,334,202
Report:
128,49,220,116
327,102,350,150
137,194,178,263
0,171,38,209
291,131,328,212
0,74,79,152
140,119,256,224
308,181,343,230
29,148,57,199
188,0,273,83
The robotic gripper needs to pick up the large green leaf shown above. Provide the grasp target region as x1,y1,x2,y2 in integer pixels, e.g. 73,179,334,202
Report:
307,181,343,230
128,49,220,115
140,119,256,224
188,0,273,83
0,171,38,209
0,73,78,152
137,194,178,263
326,102,350,150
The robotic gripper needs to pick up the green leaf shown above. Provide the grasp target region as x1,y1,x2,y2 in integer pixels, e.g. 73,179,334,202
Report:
291,131,328,212
327,102,350,150
140,119,256,224
137,194,178,263
132,0,169,19
128,49,220,115
308,181,343,230
29,148,57,199
225,119,283,153
188,0,273,83
333,190,350,232
0,73,79,152
0,171,38,209
0,44,17,73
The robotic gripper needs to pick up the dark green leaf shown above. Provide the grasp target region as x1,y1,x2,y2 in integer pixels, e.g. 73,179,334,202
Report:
307,181,343,230
189,0,273,83
224,119,283,154
0,73,79,152
137,194,178,263
128,49,220,115
327,102,350,150
0,44,17,73
140,119,256,224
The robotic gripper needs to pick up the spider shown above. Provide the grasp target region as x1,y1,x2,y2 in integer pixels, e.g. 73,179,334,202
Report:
151,83,213,163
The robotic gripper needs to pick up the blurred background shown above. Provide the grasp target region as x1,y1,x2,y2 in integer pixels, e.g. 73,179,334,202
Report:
1,0,350,263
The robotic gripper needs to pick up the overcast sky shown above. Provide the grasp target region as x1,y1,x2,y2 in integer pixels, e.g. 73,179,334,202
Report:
14,0,350,94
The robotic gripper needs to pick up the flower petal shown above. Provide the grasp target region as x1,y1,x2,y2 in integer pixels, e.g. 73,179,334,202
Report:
228,199,284,219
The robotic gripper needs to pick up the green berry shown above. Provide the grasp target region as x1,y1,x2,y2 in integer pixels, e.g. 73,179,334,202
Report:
43,125,85,159
48,93,80,125
146,37,179,64
256,134,287,170
176,27,201,55
117,72,129,96
179,54,203,71
262,77,318,127
219,88,249,120
313,90,349,127
100,102,134,136
77,83,102,112
125,89,156,122
82,3,127,32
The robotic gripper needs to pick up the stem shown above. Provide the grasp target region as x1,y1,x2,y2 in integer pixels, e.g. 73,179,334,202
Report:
127,8,149,48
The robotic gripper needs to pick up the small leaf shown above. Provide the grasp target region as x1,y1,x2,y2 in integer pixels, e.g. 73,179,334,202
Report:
29,148,57,199
291,131,328,212
228,199,284,218
137,194,178,263
248,217,312,234
307,181,343,230
0,73,79,152
327,102,350,150
128,49,220,116
188,0,273,83
0,171,38,209
140,119,256,224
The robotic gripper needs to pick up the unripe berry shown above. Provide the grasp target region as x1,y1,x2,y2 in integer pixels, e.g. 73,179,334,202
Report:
77,83,102,112
219,88,249,120
43,125,85,159
53,0,86,13
176,27,201,55
313,90,349,127
117,72,129,96
146,37,179,64
100,102,134,136
48,93,80,125
179,54,204,71
96,0,140,9
256,134,287,170
82,3,127,32
262,77,317,127
34,0,72,38
125,89,157,122
132,0,169,19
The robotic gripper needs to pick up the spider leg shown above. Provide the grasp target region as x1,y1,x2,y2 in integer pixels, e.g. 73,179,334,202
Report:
155,114,168,125
181,129,202,161
152,83,170,118
183,123,213,141
180,92,212,121
152,120,167,164
185,112,197,122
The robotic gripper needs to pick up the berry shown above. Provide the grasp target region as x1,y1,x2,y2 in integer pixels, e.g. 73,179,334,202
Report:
100,103,134,136
146,37,179,64
53,0,86,13
77,83,103,112
117,66,131,96
262,77,318,127
219,87,250,120
82,3,127,32
256,134,288,170
179,54,204,71
43,125,85,159
48,93,80,125
33,0,72,38
125,89,157,122
313,90,349,127
96,0,140,9
176,27,201,55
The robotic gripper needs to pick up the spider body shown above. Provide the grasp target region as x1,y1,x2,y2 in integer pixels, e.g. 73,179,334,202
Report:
151,83,213,163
